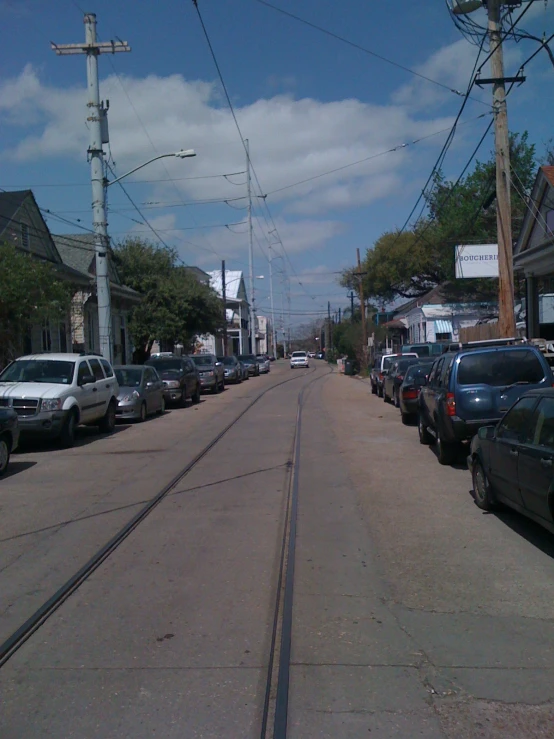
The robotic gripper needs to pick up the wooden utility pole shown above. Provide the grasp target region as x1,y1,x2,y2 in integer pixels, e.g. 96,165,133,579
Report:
222,260,228,356
488,0,516,337
357,248,368,372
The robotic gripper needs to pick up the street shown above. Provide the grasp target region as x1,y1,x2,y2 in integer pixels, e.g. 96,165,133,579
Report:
1,363,554,737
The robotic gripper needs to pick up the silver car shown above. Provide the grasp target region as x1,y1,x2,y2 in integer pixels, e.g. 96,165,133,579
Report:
218,356,242,384
256,354,271,373
114,365,165,422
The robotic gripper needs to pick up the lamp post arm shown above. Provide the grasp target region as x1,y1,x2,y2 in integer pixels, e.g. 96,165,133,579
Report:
105,150,196,187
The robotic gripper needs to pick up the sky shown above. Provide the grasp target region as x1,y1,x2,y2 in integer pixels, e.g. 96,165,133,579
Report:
1,0,554,331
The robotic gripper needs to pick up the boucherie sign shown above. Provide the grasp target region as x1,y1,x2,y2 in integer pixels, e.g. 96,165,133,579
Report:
455,244,499,279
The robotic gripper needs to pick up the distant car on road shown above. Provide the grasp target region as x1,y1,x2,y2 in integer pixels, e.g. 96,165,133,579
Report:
191,354,225,394
237,354,260,376
398,361,435,424
468,388,554,534
114,365,165,422
0,407,19,476
218,356,242,384
290,351,309,369
256,354,271,374
145,354,201,407
419,344,553,465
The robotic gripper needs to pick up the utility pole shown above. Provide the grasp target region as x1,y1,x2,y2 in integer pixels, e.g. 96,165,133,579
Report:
338,307,341,323
327,301,333,354
52,14,130,362
488,0,516,337
357,248,368,372
246,139,256,354
281,278,288,357
268,244,277,358
222,260,228,356
349,291,355,324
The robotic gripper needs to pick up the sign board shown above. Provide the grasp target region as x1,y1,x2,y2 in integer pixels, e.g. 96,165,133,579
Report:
455,244,498,278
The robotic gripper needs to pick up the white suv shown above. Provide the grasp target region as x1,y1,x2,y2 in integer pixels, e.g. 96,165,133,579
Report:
0,353,119,448
290,351,309,369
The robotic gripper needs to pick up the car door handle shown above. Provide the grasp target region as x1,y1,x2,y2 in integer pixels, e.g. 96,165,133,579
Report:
92,387,98,393
106,384,110,389
541,457,553,468
509,448,518,457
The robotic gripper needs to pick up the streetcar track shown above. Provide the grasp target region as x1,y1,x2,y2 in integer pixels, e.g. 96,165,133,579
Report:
0,366,319,668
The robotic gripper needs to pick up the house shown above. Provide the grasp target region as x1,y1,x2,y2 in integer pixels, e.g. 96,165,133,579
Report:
0,190,141,362
256,315,274,355
513,165,554,340
53,234,141,363
198,270,250,355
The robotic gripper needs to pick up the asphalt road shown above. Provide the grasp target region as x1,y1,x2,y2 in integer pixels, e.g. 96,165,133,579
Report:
1,363,554,737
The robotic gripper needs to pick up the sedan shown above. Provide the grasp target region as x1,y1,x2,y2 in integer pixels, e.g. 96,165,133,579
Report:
256,354,271,374
0,407,19,476
238,355,260,376
468,388,554,533
383,357,421,405
398,361,434,425
218,355,242,384
114,365,165,421
192,354,225,394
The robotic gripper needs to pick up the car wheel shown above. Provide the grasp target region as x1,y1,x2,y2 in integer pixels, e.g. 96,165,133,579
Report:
377,385,383,398
401,412,413,425
371,382,377,395
212,380,220,394
179,389,188,407
418,415,433,445
99,400,116,434
139,402,147,422
472,458,496,511
0,435,10,476
436,434,456,466
193,384,201,404
394,390,400,408
157,396,166,415
59,409,77,448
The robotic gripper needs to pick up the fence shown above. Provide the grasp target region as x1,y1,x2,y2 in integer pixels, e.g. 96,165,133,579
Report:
459,323,500,343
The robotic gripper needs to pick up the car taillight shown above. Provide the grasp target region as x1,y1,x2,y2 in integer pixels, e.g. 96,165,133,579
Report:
379,373,383,380
397,375,403,382
402,387,418,400
446,392,456,417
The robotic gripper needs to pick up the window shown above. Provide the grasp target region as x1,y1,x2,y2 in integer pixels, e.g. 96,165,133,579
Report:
77,361,92,384
100,359,114,378
431,358,444,387
88,358,105,381
457,350,546,387
41,320,52,352
531,398,554,450
497,396,538,442
21,223,30,249
0,359,75,384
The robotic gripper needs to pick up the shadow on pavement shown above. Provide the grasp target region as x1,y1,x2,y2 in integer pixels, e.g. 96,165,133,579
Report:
16,424,132,454
2,460,37,479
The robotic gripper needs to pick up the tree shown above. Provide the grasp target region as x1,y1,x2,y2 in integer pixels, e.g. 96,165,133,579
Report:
0,243,71,367
343,132,536,303
112,238,224,361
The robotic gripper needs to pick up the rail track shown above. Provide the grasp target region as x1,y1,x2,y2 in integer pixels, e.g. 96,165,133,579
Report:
0,363,332,738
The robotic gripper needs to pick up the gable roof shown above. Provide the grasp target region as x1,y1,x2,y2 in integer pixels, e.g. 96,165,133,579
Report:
53,233,122,285
0,189,63,264
208,269,246,301
514,165,554,258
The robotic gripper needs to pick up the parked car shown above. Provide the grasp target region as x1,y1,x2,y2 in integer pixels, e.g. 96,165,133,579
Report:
0,353,119,448
238,359,250,381
370,353,418,397
114,365,165,421
191,354,225,394
398,361,435,425
0,407,19,476
145,354,201,407
238,354,260,376
383,357,422,405
218,355,242,384
290,351,309,369
468,388,554,534
418,344,553,465
256,354,271,374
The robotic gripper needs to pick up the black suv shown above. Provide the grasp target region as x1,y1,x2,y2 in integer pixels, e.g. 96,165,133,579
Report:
144,355,201,407
418,344,553,465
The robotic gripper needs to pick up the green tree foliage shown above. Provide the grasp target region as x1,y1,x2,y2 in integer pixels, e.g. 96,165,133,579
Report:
112,238,224,361
343,132,536,303
0,243,71,366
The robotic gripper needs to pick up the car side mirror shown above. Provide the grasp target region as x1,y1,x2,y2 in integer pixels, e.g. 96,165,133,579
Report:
79,374,96,386
478,425,496,441
215,362,222,367
146,381,154,388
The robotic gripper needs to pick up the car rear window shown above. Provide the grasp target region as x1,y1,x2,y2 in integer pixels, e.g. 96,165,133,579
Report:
192,355,214,366
457,349,546,387
382,356,399,371
292,352,306,357
146,359,182,372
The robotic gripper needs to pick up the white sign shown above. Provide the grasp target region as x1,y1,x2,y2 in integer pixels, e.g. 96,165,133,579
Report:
455,244,499,279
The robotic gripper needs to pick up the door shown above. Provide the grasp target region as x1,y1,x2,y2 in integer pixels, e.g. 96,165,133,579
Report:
427,357,445,426
184,360,196,398
518,397,554,522
76,360,96,423
87,358,110,418
488,396,538,507
143,367,158,413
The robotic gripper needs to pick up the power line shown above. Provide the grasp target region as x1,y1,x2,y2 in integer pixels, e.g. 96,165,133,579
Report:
0,172,247,189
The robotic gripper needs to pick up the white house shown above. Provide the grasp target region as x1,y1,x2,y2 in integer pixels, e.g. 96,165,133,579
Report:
199,270,250,356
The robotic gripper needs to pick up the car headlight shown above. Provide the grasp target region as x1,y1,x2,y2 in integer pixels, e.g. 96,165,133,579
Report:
120,391,140,402
206,371,214,376
165,380,180,388
41,398,63,412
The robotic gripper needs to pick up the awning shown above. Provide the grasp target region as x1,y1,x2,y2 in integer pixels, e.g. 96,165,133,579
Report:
434,319,453,334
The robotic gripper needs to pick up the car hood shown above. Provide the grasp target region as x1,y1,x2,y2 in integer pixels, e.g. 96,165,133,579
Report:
117,386,142,398
0,382,72,400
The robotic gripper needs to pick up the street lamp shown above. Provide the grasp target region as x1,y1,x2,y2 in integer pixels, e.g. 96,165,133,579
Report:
105,150,196,187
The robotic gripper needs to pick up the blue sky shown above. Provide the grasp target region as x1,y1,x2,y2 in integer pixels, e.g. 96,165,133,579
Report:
1,0,554,328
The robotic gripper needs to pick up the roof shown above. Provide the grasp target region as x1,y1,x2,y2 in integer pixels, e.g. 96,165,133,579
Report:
53,233,121,284
0,190,63,264
0,190,30,235
541,165,554,189
208,269,245,301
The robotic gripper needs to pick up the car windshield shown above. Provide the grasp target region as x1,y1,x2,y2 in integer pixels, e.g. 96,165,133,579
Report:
146,359,182,373
395,359,418,372
115,368,143,388
383,356,400,371
238,355,255,362
457,349,546,387
192,355,214,366
292,352,306,358
0,359,75,384
405,364,433,385
218,357,237,366
256,355,267,361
